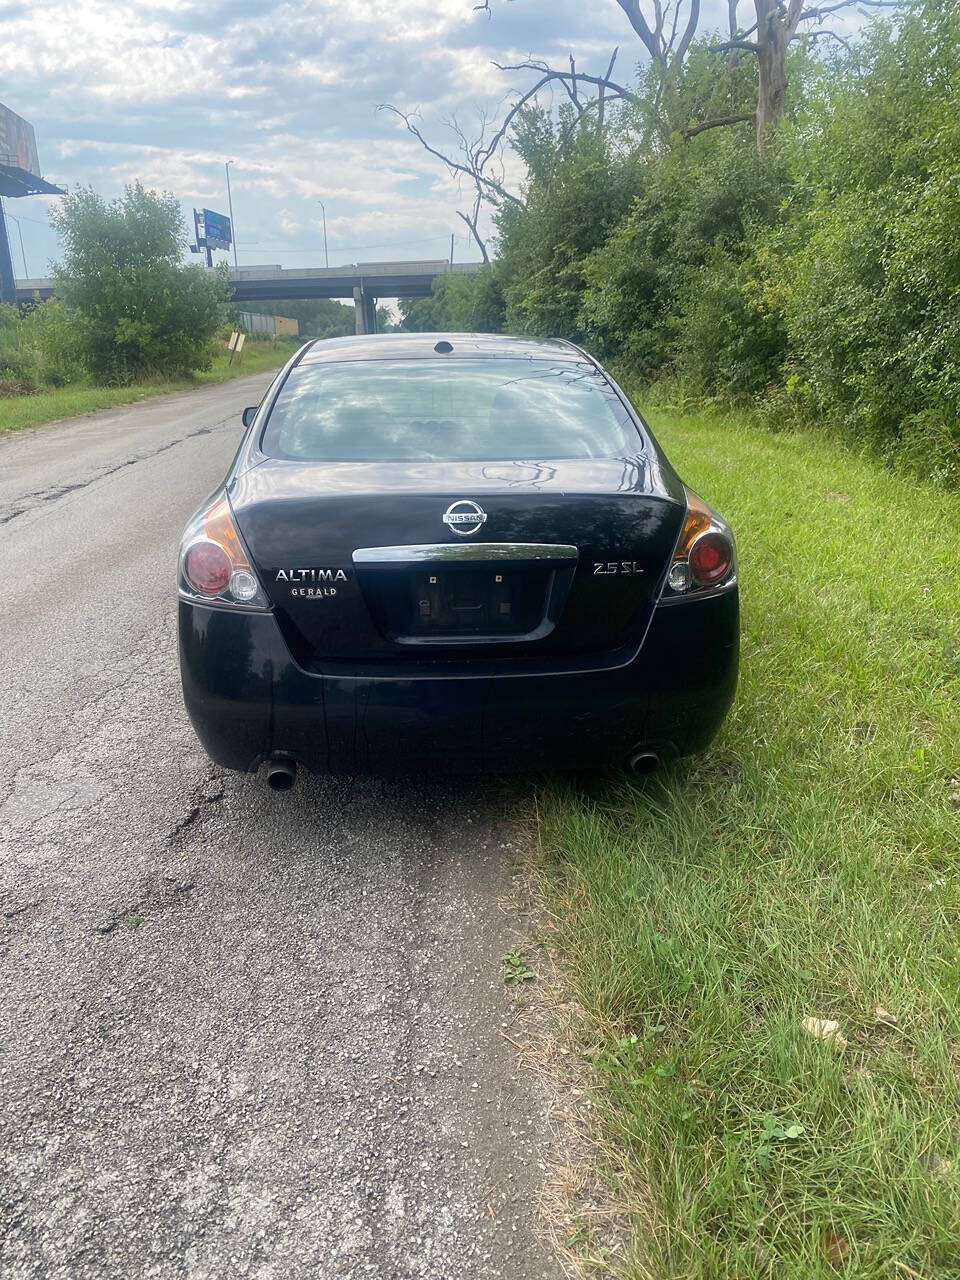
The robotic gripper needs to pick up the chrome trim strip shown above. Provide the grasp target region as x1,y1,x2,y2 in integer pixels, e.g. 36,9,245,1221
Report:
655,574,738,605
352,542,579,564
178,589,273,614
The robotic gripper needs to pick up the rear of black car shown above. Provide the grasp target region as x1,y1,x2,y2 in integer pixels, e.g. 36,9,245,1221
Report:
178,336,738,776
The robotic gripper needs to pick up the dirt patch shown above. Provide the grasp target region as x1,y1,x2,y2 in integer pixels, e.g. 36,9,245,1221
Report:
0,379,38,399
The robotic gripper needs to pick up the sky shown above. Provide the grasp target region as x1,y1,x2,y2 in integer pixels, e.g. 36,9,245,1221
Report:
0,0,867,283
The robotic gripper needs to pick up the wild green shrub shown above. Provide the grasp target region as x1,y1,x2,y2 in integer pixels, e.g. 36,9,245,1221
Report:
19,299,88,386
578,129,790,380
672,244,786,396
775,0,960,479
0,303,35,385
51,183,229,384
399,267,505,333
495,109,643,339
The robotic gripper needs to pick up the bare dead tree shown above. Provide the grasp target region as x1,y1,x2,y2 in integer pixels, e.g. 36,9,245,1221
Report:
457,191,489,262
479,2,703,72
726,0,744,64
383,0,895,252
380,53,638,258
614,1,702,69
444,112,504,261
693,0,900,152
682,112,756,139
490,54,640,122
378,103,523,260
381,3,715,251
378,105,521,207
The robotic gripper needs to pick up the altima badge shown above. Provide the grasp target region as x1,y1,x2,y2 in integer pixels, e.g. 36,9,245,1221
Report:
275,568,347,583
442,499,487,537
274,567,348,600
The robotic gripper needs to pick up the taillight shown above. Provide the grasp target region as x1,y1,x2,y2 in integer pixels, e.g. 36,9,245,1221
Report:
689,531,732,586
184,541,232,595
664,489,736,598
178,494,269,609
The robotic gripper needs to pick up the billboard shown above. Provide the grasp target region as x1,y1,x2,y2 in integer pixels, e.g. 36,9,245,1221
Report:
0,102,40,178
203,209,232,250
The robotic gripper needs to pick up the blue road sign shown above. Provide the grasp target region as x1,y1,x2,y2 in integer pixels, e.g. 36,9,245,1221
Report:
203,209,232,250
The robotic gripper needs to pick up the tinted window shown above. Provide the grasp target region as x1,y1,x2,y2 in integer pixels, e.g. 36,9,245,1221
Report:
260,359,639,462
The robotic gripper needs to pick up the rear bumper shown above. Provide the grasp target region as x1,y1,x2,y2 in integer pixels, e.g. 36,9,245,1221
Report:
178,591,739,774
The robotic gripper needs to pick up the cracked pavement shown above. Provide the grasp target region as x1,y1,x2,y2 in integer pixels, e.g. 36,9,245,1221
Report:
0,377,560,1280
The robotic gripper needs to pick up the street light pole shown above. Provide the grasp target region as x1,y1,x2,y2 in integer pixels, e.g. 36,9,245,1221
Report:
317,199,329,268
3,210,28,277
224,161,238,270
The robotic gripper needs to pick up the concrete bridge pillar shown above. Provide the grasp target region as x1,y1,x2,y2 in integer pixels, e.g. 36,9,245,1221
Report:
353,286,377,335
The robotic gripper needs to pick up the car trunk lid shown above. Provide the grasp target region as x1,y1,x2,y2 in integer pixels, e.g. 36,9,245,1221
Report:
230,457,684,669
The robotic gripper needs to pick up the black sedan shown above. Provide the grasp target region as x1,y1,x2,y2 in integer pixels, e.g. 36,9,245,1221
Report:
178,334,738,788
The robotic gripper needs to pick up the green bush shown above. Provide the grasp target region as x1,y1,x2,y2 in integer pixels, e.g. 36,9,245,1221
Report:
0,300,87,389
19,299,88,386
0,303,36,386
399,266,505,333
672,244,786,396
774,1,960,480
51,182,229,384
495,109,643,340
577,128,790,380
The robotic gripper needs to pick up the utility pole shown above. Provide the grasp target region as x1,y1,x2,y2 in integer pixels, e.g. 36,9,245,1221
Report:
0,197,16,303
449,233,454,267
224,161,238,270
317,199,329,268
3,209,28,276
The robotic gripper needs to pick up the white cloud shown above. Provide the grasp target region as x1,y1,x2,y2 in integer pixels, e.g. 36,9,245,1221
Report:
0,0,874,276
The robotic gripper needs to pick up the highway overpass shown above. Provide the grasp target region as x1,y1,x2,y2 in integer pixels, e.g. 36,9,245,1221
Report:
16,260,484,334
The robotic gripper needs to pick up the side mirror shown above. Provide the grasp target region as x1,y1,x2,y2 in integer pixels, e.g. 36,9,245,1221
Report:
241,406,257,428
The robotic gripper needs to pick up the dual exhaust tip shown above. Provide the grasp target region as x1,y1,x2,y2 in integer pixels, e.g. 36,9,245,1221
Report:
265,759,297,791
627,749,660,776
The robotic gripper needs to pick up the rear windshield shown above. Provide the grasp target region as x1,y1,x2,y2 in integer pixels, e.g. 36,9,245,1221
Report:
259,358,639,462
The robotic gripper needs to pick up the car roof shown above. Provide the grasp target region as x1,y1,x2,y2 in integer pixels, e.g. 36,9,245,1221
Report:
296,332,590,365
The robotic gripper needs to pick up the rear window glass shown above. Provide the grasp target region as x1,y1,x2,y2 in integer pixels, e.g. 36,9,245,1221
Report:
259,358,639,462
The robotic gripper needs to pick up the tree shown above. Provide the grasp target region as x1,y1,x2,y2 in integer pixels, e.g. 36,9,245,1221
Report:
474,1,702,73
378,103,523,261
398,267,505,333
389,0,906,236
576,104,790,377
494,109,642,337
774,0,960,477
702,0,900,151
52,182,229,383
614,0,702,69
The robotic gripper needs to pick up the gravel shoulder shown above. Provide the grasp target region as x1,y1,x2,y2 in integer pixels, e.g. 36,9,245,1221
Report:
0,381,561,1279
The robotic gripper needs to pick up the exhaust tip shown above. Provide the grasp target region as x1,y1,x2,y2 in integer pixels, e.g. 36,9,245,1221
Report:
265,759,297,791
628,750,660,776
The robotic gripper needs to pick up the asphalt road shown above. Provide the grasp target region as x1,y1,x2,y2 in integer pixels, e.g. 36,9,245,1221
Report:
0,376,560,1280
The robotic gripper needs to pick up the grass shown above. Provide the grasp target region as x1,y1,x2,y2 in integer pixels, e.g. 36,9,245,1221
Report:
534,402,960,1277
0,338,300,435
